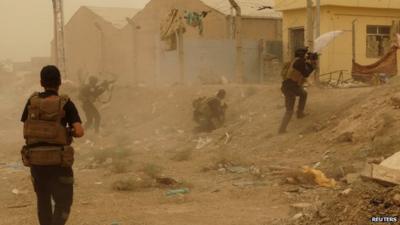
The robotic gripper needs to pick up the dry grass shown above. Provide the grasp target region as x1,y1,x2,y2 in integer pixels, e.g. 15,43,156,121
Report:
90,146,133,173
92,147,131,163
244,86,258,98
142,163,163,179
110,159,130,174
170,148,192,162
112,177,154,192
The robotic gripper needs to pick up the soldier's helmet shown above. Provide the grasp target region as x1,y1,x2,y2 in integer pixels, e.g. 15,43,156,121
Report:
40,65,61,88
217,89,226,99
88,76,98,85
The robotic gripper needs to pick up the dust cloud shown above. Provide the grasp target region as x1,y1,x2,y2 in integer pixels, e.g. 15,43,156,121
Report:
1,1,400,225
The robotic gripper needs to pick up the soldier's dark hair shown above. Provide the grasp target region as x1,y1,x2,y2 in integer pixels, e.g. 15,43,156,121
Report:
40,65,61,88
217,89,226,98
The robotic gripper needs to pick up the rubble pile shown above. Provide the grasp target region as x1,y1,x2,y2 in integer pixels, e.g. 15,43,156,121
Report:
284,181,400,225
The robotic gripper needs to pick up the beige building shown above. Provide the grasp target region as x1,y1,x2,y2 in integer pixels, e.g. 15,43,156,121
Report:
128,0,282,84
56,6,140,83
276,0,400,77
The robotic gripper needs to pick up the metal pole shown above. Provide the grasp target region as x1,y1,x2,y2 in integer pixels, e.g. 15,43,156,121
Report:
228,0,244,83
306,0,314,51
126,18,139,85
352,19,357,62
315,0,320,83
178,27,185,84
52,0,58,66
52,0,67,78
94,23,104,74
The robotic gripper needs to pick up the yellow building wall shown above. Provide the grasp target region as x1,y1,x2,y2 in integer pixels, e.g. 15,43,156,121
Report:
276,0,400,11
282,6,400,77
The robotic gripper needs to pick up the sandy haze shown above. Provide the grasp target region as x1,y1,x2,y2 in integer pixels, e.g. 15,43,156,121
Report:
0,0,151,61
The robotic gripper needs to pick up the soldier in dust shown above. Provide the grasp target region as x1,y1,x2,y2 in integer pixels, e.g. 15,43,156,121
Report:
21,65,84,225
278,48,317,134
78,76,107,134
193,89,228,132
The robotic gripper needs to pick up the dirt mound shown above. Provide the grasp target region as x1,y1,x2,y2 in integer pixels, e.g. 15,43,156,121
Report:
281,181,400,225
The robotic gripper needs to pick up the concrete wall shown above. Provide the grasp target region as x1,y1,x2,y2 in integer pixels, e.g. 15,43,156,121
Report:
130,0,281,84
157,38,262,84
61,7,134,84
281,6,400,77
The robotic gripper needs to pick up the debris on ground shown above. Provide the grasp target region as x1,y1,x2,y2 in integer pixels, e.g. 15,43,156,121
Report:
165,188,190,196
277,181,400,225
361,163,400,185
156,177,178,186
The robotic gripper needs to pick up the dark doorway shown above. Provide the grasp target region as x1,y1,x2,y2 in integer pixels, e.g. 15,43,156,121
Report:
289,27,305,59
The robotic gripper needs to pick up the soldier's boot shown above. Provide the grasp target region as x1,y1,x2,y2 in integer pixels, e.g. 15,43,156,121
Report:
278,110,294,134
297,111,309,119
297,89,308,119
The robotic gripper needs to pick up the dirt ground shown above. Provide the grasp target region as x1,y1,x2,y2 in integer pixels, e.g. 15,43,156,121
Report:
1,74,399,225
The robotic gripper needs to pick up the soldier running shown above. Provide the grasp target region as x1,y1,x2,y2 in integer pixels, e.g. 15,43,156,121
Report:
278,48,317,134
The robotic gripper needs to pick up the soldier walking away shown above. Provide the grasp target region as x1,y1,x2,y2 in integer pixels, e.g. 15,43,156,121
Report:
20,65,84,225
278,48,317,134
193,89,228,132
78,76,114,134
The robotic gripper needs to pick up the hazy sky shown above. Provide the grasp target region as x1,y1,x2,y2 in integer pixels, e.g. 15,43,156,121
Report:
0,0,151,62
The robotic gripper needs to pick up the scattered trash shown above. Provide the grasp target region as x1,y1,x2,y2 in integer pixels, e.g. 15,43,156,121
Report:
285,187,300,193
392,194,400,206
340,188,352,195
391,93,400,108
249,165,261,176
5,162,24,171
104,158,113,165
290,202,312,209
217,168,226,173
302,166,336,188
156,177,178,186
224,132,231,144
11,189,19,195
335,131,353,143
95,182,103,185
195,137,212,149
227,166,249,174
166,188,190,196
85,140,95,147
111,221,120,225
344,173,360,184
232,180,267,188
292,213,304,220
312,162,321,169
7,203,31,209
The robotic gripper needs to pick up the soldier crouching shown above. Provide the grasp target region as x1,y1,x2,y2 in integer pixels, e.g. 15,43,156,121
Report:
193,89,228,132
